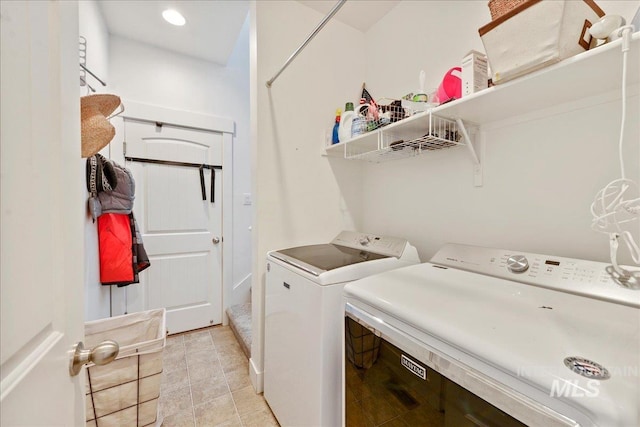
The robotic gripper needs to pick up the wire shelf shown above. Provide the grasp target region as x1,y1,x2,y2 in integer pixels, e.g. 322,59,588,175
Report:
341,112,464,162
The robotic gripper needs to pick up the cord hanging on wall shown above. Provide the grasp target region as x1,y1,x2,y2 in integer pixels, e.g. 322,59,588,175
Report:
590,24,639,287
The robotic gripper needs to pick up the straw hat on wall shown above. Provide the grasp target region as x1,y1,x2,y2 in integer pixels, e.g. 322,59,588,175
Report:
81,94,121,158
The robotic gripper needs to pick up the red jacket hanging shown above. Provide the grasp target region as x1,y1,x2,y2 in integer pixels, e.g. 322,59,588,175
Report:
98,213,134,284
87,154,150,286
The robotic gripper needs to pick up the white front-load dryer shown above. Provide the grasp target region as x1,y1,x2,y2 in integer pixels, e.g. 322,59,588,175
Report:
343,243,640,427
264,231,420,427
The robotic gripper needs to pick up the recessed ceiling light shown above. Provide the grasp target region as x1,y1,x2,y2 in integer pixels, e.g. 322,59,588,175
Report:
162,9,186,26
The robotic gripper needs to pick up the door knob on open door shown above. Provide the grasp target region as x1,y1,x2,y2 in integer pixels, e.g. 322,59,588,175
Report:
212,237,220,244
69,340,119,376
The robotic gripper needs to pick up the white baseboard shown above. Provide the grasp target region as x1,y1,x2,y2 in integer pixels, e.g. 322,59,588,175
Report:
249,357,263,393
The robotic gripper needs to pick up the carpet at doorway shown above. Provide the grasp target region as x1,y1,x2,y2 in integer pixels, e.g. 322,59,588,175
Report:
227,303,251,358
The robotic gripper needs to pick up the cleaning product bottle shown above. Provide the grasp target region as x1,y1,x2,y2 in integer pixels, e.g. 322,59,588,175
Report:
332,109,341,144
338,102,355,143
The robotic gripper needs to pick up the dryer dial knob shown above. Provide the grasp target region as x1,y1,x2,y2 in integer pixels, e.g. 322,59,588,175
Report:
359,236,371,246
507,255,529,273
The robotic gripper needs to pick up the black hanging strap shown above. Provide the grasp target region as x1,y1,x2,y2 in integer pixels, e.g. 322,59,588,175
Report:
125,156,222,202
199,166,206,201
210,168,215,203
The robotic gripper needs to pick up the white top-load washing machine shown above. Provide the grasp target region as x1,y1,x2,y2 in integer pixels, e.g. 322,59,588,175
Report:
264,231,420,427
343,243,639,427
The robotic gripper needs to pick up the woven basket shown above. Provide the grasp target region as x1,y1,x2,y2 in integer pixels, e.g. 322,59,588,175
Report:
488,0,527,20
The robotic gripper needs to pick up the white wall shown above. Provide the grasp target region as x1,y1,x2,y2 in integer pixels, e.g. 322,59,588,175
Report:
250,0,366,391
79,0,111,320
364,1,489,101
357,0,640,265
229,15,254,306
79,1,109,92
364,0,638,114
80,3,252,320
108,28,252,307
359,96,639,262
250,0,640,392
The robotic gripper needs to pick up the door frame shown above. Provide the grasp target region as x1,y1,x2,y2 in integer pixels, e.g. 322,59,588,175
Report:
109,101,235,326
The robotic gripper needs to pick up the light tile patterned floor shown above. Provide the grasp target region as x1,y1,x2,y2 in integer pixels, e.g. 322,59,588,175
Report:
160,325,279,427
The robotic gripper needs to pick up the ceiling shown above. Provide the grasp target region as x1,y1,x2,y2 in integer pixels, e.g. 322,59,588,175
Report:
299,1,399,33
98,0,250,65
98,0,399,65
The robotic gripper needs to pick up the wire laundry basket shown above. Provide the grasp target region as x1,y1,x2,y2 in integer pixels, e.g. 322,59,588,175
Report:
84,308,166,427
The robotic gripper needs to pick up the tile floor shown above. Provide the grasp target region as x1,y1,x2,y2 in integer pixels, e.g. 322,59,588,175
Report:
159,325,279,427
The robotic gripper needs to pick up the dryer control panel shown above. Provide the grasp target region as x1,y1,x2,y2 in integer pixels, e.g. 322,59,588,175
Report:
430,243,640,308
332,231,408,258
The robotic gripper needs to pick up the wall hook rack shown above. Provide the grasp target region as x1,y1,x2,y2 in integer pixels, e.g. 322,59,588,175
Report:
79,36,107,92
79,36,95,92
80,63,107,87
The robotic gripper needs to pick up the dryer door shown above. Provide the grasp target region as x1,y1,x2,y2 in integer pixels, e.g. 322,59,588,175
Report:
343,304,580,427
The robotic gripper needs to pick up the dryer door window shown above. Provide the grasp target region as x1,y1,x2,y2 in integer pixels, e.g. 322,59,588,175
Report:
344,316,527,427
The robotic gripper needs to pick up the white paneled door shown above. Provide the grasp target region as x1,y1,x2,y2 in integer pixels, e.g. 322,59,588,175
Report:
124,120,223,334
1,1,84,425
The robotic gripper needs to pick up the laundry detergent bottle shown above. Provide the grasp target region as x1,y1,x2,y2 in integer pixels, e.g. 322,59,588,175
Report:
338,102,355,143
332,108,341,144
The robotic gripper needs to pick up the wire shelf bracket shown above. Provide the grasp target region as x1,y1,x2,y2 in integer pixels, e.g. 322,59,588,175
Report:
455,118,483,187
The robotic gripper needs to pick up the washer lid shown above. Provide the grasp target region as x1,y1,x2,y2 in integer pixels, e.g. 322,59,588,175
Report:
270,244,389,276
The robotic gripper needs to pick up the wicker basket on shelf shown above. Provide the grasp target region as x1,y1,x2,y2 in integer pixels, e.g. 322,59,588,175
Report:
488,0,527,19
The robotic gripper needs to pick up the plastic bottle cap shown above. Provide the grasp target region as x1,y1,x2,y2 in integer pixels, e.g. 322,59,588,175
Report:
345,102,354,111
336,109,342,115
